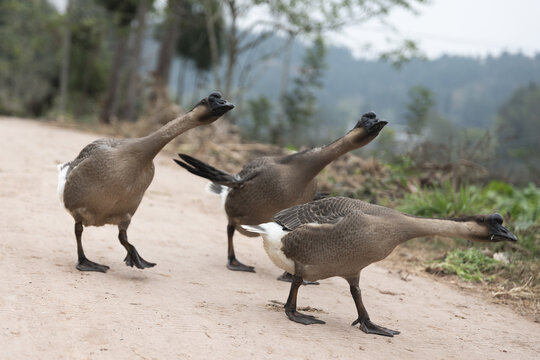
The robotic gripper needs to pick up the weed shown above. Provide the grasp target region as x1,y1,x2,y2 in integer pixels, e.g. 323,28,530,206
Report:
397,181,485,217
427,248,503,282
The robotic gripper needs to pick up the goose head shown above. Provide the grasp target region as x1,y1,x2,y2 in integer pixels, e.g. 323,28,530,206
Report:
191,92,235,123
348,111,388,146
457,213,518,243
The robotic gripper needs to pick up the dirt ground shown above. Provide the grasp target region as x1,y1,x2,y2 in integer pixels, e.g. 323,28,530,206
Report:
1,117,539,360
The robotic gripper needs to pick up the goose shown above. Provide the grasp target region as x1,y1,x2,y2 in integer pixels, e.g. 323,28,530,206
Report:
243,196,518,336
57,92,234,272
174,112,387,277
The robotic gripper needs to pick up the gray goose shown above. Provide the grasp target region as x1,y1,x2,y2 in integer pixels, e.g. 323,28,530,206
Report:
243,196,518,336
174,112,387,276
57,92,234,272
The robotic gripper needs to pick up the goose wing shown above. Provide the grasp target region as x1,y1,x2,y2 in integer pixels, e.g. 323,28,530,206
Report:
236,157,272,180
66,139,123,175
280,210,363,265
273,196,358,230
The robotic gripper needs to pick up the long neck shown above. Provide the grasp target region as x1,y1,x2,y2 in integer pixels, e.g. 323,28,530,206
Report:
127,112,199,162
396,215,481,245
292,131,360,179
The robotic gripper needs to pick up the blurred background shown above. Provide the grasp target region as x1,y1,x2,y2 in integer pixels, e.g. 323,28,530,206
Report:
1,0,539,183
1,0,539,308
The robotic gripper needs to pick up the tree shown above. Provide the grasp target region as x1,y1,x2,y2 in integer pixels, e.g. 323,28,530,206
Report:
247,95,273,140
125,0,153,122
0,0,61,116
281,36,327,145
58,0,73,120
208,0,426,99
97,0,139,124
495,83,540,184
66,2,109,117
153,0,183,90
404,85,435,138
176,0,224,104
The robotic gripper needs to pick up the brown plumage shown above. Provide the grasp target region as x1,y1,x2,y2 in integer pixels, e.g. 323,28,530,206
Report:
174,112,388,274
244,196,518,336
57,92,234,272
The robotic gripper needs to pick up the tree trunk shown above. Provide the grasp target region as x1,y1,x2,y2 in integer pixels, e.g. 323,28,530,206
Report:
58,0,73,120
154,0,182,87
176,58,187,105
279,34,294,103
224,0,237,97
190,69,202,105
125,0,148,122
203,0,221,90
100,29,128,124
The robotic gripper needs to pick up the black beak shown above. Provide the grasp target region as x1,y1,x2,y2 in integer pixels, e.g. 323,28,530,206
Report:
208,92,234,116
488,213,518,243
355,111,388,135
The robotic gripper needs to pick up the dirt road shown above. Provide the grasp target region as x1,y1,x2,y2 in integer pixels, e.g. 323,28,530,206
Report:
0,117,538,359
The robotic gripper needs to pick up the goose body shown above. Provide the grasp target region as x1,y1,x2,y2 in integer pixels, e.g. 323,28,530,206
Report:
244,196,518,336
60,138,155,227
57,92,234,272
175,112,388,273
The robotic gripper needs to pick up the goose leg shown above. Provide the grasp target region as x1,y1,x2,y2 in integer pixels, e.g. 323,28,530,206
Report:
277,271,319,286
74,222,109,272
284,273,325,325
348,277,399,337
226,224,255,272
118,228,155,269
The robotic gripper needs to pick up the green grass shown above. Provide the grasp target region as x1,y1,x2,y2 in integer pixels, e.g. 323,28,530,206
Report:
396,180,540,258
428,248,502,282
397,181,485,217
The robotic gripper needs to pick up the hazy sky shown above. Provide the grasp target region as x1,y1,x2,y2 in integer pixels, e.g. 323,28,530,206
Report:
332,0,540,58
49,0,540,59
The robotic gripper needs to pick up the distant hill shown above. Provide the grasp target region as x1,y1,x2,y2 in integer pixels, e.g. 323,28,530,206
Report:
165,34,540,135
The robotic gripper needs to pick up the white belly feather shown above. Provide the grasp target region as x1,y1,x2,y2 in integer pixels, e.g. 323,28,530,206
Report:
242,222,295,274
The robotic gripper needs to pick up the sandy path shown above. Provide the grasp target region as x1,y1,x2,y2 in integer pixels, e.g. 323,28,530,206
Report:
0,117,538,360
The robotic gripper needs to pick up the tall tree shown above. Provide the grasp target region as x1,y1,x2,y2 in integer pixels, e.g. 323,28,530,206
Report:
175,0,224,104
97,0,138,124
145,0,183,117
58,0,74,120
404,85,435,138
282,35,327,145
154,0,183,89
495,83,540,184
125,0,153,122
212,0,426,99
0,0,61,116
67,2,109,117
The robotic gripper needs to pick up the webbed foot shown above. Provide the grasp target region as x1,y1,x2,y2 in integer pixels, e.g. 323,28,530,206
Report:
352,318,400,337
227,257,255,272
277,272,319,285
124,248,156,269
76,258,110,273
285,309,325,325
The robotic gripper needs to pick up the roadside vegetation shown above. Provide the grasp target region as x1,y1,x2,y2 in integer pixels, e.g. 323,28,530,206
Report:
334,160,540,320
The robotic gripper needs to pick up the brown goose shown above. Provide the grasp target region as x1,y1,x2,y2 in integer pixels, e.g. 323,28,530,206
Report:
174,112,387,275
243,196,518,336
57,92,234,272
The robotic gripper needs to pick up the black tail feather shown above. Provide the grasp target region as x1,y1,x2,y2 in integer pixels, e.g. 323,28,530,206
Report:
174,154,240,187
